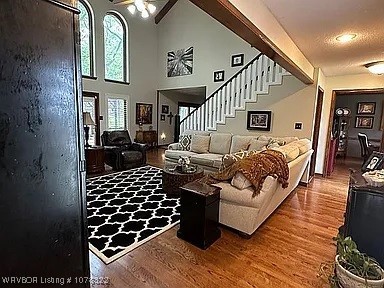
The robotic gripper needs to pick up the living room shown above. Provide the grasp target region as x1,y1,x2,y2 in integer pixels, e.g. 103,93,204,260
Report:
1,0,384,287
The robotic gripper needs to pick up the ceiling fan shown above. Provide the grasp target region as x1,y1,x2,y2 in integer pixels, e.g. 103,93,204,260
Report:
111,0,164,19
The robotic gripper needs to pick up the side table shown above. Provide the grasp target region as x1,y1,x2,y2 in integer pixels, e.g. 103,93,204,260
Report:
162,166,204,195
177,181,221,249
85,146,105,174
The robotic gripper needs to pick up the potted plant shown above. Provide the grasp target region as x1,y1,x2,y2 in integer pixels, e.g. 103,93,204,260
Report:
334,235,384,288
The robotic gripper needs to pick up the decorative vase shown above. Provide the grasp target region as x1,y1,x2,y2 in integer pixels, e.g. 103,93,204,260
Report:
335,255,384,288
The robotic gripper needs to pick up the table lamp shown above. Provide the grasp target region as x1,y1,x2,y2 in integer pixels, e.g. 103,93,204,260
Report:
83,112,95,147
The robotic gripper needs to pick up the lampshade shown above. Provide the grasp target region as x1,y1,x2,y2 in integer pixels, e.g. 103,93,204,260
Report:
141,9,149,18
147,3,156,14
365,61,384,75
135,0,145,12
127,4,136,15
160,132,166,140
83,112,95,126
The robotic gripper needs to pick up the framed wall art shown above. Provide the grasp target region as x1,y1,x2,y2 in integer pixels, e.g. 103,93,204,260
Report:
362,151,384,172
161,105,169,114
357,102,376,115
167,47,193,77
231,54,244,67
213,70,225,82
136,103,153,125
355,116,374,129
247,111,272,131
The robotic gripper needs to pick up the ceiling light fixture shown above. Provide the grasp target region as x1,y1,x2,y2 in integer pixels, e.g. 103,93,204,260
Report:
365,61,384,75
336,33,357,43
127,0,156,19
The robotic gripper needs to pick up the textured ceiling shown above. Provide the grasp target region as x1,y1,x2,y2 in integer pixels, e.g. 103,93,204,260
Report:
261,0,384,76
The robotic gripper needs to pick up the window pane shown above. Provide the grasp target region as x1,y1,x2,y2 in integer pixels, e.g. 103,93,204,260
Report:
83,97,96,146
104,14,125,82
108,98,127,130
78,1,91,76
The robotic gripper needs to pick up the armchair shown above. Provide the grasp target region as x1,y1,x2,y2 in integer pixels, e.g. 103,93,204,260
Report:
101,130,147,171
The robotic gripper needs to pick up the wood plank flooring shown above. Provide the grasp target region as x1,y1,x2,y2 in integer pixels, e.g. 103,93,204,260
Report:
89,149,358,288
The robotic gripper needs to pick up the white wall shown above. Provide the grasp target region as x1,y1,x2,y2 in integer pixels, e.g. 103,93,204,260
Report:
315,73,384,173
157,0,259,96
81,0,158,138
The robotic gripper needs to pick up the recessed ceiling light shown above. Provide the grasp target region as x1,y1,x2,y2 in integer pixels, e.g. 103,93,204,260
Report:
336,34,357,43
365,61,384,74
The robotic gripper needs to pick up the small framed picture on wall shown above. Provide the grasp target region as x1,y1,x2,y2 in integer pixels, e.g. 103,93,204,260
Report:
213,70,225,82
357,102,376,115
160,114,166,121
247,111,272,131
231,54,244,67
355,116,374,129
161,105,169,114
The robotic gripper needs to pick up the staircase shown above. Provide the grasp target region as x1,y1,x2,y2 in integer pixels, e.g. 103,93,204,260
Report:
179,53,291,133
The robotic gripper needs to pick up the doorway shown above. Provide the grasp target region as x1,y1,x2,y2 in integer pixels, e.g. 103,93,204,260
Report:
323,89,384,176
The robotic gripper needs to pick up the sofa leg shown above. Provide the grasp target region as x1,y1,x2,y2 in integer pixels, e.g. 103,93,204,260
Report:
238,231,252,239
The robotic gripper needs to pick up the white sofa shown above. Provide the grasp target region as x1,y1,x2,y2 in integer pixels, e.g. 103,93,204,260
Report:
165,130,313,236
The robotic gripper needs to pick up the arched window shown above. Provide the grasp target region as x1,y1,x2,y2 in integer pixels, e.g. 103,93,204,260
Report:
78,0,94,77
103,12,128,83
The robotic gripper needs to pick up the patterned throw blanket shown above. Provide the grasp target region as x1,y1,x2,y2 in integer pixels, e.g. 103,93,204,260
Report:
204,150,289,197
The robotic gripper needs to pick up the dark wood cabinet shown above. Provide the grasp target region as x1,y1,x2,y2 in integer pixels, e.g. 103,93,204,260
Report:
136,130,158,147
343,172,384,267
85,147,105,174
178,182,221,249
0,0,90,285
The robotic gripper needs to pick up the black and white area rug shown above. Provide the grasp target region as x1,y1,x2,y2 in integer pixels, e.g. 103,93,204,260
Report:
86,166,180,264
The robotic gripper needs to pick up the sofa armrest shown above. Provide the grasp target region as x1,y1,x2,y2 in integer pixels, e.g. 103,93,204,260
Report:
168,143,180,150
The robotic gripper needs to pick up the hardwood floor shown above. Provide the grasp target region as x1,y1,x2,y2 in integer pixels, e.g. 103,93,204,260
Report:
89,149,356,288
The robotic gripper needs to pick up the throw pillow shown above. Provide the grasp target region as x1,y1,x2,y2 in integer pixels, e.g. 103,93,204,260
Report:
231,172,252,190
289,139,312,155
190,135,211,154
248,139,269,151
267,138,286,148
179,135,192,151
230,136,254,153
209,133,232,154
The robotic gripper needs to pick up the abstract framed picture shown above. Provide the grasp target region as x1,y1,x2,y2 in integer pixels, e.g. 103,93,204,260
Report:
136,103,153,125
167,47,193,77
247,111,272,131
160,114,166,121
213,70,225,82
355,116,374,129
362,151,384,172
231,54,244,67
161,105,169,114
357,102,376,115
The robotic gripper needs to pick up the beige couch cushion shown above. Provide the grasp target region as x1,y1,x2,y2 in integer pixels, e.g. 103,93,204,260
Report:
230,136,254,153
258,135,273,142
165,150,197,160
190,153,222,169
231,172,252,190
289,139,312,155
213,176,278,209
209,133,232,154
248,139,269,151
190,135,211,153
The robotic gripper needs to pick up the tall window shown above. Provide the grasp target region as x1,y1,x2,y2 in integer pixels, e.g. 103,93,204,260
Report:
103,13,127,82
108,98,127,130
78,0,94,76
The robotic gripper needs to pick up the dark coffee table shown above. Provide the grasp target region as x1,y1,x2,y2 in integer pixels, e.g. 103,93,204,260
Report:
162,166,204,196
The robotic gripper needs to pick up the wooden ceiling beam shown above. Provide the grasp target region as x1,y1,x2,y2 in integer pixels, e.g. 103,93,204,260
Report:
189,0,314,85
155,0,178,24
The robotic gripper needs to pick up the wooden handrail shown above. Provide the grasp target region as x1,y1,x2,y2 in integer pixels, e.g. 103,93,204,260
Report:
180,53,262,125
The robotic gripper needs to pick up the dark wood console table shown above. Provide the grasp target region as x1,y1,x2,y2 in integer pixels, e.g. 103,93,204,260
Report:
85,146,105,174
136,130,158,148
342,171,384,266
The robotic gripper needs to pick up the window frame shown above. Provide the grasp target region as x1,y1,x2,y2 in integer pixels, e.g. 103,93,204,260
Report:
106,94,130,131
103,11,129,84
78,0,96,78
